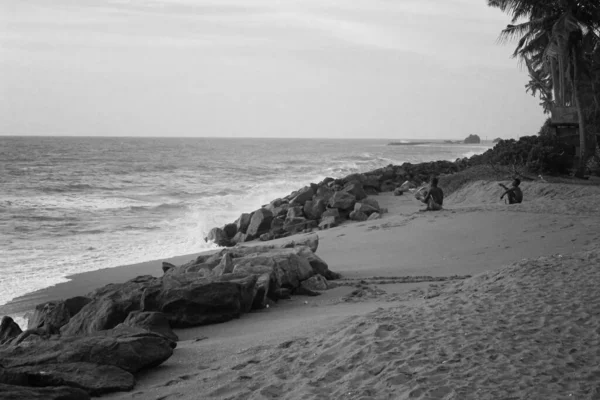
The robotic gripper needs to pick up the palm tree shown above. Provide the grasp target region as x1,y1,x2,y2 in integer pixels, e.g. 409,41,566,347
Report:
489,0,600,177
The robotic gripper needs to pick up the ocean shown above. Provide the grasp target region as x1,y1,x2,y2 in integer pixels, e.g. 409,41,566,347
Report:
0,136,490,323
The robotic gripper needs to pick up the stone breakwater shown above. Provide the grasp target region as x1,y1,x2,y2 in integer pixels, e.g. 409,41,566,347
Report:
206,160,465,247
0,235,340,398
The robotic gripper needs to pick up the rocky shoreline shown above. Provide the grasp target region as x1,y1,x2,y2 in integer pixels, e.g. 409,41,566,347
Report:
0,158,469,398
205,159,467,247
0,233,343,398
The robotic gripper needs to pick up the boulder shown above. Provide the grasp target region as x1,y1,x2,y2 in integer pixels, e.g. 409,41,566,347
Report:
328,191,356,210
314,186,334,204
0,383,90,400
64,296,92,317
194,250,225,266
232,231,248,244
162,262,176,273
205,227,231,247
216,274,258,314
142,273,257,327
301,274,328,291
0,334,173,374
321,208,341,220
343,183,367,201
380,180,397,192
281,234,319,253
361,198,380,210
252,273,272,309
303,199,326,220
363,175,381,191
60,275,161,337
319,177,334,187
270,216,285,232
0,363,134,396
273,288,291,300
354,202,379,216
211,253,234,276
283,217,312,234
0,317,22,346
290,246,341,280
270,203,289,218
27,301,71,334
367,212,381,220
246,209,274,238
235,213,252,234
349,210,368,221
318,216,337,230
223,223,237,238
123,311,178,344
259,232,274,241
286,206,304,220
393,188,404,196
290,186,314,206
232,252,314,289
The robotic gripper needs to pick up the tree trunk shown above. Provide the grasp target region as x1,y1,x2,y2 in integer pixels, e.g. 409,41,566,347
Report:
573,49,587,178
551,57,562,105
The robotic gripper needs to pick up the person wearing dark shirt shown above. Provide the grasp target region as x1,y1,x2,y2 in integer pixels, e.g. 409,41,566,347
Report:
420,177,444,211
499,178,523,204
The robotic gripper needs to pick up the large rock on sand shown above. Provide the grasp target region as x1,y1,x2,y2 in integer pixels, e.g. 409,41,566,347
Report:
0,334,173,374
349,210,368,221
0,317,22,346
290,186,314,206
0,333,172,395
304,199,326,220
343,182,367,201
0,383,90,400
60,275,161,337
246,209,273,239
329,191,356,210
205,227,231,247
122,311,178,344
235,213,252,234
232,252,314,289
301,274,329,291
27,301,71,334
354,199,380,216
141,273,258,327
0,363,134,396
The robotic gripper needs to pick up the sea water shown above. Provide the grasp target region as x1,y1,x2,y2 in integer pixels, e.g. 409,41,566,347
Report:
0,136,489,319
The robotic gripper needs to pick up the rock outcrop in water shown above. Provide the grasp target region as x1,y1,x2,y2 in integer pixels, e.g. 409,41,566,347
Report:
206,161,464,246
464,134,481,144
0,235,340,396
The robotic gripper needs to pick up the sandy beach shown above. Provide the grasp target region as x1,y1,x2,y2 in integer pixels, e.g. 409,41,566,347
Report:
4,180,600,399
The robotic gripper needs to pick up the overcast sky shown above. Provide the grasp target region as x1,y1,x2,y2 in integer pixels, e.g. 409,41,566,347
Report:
0,0,545,139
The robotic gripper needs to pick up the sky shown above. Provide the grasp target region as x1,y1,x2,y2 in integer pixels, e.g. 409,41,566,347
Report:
0,0,546,139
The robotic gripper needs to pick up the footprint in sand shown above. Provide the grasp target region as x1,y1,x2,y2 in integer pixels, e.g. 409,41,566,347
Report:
259,384,285,398
159,373,200,387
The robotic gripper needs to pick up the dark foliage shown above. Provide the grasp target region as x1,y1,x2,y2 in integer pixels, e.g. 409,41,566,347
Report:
468,120,573,175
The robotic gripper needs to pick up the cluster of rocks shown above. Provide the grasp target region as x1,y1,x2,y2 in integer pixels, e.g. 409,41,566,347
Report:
0,235,339,398
206,161,463,247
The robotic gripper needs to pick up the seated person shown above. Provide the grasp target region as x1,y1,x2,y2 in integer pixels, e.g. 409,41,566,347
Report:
499,178,523,204
416,177,444,211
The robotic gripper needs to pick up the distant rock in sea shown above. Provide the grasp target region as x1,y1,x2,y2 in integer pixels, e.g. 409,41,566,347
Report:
464,134,481,144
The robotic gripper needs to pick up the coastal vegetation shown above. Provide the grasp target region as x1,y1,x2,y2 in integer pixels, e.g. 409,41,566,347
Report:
488,0,600,176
